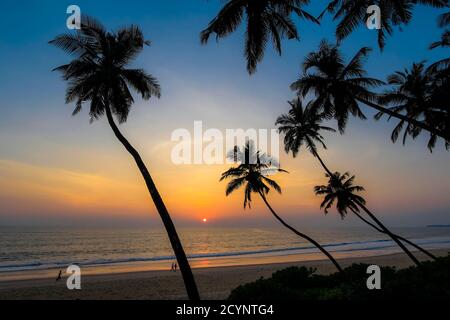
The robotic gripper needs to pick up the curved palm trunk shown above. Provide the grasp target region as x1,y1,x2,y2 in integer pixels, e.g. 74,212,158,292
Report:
354,199,421,266
308,144,333,176
104,104,200,300
356,97,450,142
350,208,437,260
309,146,432,262
258,191,343,273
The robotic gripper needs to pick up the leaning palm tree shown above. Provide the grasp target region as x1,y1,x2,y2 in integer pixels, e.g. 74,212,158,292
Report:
314,172,422,266
291,40,450,141
276,98,436,259
200,0,318,74
376,62,449,151
318,0,448,49
50,16,200,300
220,141,343,272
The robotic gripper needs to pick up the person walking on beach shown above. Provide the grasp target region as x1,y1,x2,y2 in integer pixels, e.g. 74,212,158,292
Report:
55,270,62,282
174,263,177,272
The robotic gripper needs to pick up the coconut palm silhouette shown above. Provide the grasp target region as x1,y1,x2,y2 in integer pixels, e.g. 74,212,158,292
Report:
377,62,449,151
428,11,450,73
200,0,318,74
318,0,447,49
276,98,436,260
314,172,422,266
429,27,450,49
49,16,200,300
276,97,336,176
220,141,343,272
290,40,450,141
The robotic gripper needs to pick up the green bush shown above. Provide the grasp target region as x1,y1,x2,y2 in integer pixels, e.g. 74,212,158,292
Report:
228,254,450,300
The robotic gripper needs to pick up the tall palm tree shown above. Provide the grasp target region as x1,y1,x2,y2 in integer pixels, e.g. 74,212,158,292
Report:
319,0,448,49
200,0,318,74
220,142,343,272
376,62,449,151
291,40,450,141
314,172,422,266
50,16,200,300
276,98,436,260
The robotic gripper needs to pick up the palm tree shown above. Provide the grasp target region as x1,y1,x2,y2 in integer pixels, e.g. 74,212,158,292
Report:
437,10,450,27
220,141,343,272
376,62,449,151
276,98,436,260
428,11,450,69
50,16,200,300
291,40,450,141
318,0,448,49
430,10,450,49
429,30,450,49
275,97,336,176
428,11,450,137
200,0,318,74
314,172,422,266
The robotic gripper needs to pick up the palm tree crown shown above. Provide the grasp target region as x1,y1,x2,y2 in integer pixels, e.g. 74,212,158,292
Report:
320,0,448,49
276,97,336,158
428,11,450,75
314,172,433,264
314,172,365,217
200,0,318,74
429,30,450,49
50,16,161,123
221,142,343,272
291,40,384,133
377,62,449,151
220,142,285,208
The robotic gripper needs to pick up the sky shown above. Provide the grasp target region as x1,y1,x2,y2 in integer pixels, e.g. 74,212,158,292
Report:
0,0,449,228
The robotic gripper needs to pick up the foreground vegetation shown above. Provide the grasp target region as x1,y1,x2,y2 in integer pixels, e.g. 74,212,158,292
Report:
228,254,450,300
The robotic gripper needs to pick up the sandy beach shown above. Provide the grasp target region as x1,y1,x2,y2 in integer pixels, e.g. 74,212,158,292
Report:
0,249,448,300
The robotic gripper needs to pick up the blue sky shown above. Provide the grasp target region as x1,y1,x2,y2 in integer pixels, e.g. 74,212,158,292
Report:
0,1,449,227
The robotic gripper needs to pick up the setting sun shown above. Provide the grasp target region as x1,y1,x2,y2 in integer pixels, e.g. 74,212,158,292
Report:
202,218,207,223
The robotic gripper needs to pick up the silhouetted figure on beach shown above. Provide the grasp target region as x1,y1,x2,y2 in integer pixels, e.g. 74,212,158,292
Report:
56,270,62,282
174,263,177,272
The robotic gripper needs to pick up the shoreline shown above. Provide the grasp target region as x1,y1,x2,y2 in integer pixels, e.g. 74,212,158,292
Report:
3,236,450,283
0,248,448,299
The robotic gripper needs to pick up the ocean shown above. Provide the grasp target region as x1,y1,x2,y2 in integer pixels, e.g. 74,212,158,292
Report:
1,226,450,280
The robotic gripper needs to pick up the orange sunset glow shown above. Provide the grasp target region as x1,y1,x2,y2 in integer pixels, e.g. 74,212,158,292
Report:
1,0,450,305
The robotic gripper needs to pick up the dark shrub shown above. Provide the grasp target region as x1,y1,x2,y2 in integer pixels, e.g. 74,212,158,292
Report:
228,254,450,300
